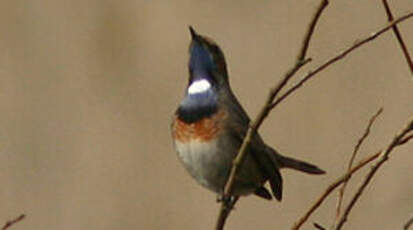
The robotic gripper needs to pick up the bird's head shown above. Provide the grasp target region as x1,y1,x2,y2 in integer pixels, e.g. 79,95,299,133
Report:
188,26,228,89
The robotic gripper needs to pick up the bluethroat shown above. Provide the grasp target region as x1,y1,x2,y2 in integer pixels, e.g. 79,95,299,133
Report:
171,27,325,201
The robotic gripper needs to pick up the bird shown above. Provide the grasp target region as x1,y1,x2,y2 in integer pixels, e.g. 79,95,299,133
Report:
171,26,325,201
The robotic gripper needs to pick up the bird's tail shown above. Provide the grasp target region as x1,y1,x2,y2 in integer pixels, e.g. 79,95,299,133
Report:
277,154,325,174
270,148,326,174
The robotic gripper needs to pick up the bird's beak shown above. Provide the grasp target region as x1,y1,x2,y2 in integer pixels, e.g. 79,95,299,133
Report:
189,26,200,41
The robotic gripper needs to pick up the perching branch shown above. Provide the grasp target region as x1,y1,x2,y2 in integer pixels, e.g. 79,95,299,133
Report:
334,108,383,225
381,0,413,75
335,117,413,230
215,196,239,230
215,1,329,229
215,3,413,230
2,214,25,230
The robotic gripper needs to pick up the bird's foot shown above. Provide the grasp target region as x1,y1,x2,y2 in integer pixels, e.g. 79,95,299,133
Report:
216,195,239,211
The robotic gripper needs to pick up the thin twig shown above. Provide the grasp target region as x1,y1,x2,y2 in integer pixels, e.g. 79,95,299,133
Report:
399,134,413,145
291,151,381,230
404,215,413,230
270,12,413,109
335,118,413,230
215,1,329,229
381,0,413,75
2,214,25,230
313,222,326,230
335,108,383,224
298,0,329,61
267,0,329,103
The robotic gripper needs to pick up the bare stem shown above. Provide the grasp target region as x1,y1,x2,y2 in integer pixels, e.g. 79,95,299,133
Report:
404,215,413,230
2,214,25,230
270,12,413,109
334,108,383,225
381,0,413,75
313,222,327,230
298,0,329,61
335,118,413,230
291,151,381,230
214,197,239,230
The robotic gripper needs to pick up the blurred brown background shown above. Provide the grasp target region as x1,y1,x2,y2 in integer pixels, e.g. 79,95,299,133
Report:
0,1,412,229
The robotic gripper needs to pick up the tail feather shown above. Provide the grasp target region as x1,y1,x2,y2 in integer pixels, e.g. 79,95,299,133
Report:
254,186,273,200
268,168,283,201
277,155,326,174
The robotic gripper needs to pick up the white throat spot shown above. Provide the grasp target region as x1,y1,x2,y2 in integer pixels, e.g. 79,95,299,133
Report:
187,79,211,95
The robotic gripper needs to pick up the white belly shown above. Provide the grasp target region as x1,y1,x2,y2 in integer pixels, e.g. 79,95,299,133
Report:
174,139,229,193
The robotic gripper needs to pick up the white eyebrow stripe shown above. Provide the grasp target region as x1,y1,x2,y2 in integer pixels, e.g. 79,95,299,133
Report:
187,79,211,94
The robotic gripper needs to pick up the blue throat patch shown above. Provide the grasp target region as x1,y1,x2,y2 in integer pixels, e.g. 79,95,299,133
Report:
189,41,216,74
177,83,218,123
178,41,219,123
